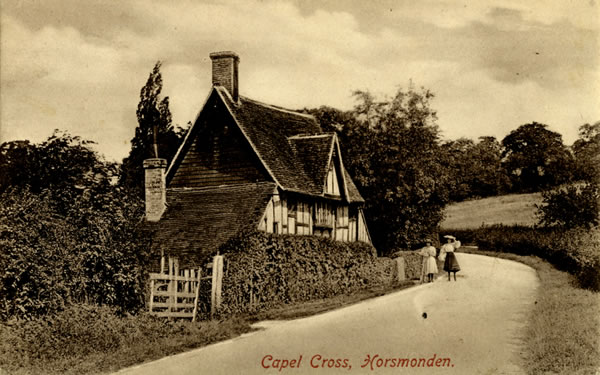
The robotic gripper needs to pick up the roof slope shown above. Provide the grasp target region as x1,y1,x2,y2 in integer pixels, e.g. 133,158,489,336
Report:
342,167,365,203
168,86,364,202
151,182,276,267
216,87,325,195
288,134,334,195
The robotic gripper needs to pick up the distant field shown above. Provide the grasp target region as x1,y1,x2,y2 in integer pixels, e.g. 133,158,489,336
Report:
441,192,543,229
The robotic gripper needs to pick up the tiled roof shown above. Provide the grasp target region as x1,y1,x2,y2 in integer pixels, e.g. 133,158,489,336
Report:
342,166,365,203
215,87,364,202
288,134,334,195
216,87,322,194
151,182,276,268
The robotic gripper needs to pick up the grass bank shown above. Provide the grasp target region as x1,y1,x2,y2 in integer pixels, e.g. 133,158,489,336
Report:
0,281,413,375
460,247,600,374
441,192,541,229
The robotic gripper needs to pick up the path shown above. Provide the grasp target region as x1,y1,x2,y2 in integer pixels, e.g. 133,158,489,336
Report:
117,253,539,374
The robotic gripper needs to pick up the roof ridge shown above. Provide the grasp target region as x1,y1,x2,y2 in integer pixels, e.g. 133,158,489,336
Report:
168,181,276,193
239,95,316,119
288,133,335,140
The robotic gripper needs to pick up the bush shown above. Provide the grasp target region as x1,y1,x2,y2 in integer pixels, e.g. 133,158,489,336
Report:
393,251,422,279
536,183,600,229
0,189,151,320
455,225,600,291
215,231,397,315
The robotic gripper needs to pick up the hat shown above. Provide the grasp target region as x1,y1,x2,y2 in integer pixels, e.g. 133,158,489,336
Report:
443,235,456,240
424,238,432,243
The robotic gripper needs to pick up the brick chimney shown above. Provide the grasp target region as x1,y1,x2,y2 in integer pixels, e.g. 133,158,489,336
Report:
143,158,167,222
210,51,239,102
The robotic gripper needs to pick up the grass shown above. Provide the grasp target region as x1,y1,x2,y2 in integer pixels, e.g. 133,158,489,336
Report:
441,192,542,229
0,281,414,375
0,313,253,375
460,247,600,374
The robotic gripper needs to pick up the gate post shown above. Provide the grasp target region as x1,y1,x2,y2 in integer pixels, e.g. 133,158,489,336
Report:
211,255,224,318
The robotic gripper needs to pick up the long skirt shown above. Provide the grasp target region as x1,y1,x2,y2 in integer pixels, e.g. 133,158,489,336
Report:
422,256,438,275
444,252,460,272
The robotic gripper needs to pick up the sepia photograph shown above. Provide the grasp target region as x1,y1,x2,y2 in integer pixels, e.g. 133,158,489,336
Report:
1,0,599,374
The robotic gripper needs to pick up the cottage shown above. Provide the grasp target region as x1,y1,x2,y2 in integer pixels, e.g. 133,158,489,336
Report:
145,51,371,269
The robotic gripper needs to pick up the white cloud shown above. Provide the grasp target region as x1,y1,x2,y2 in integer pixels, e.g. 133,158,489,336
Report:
1,0,598,162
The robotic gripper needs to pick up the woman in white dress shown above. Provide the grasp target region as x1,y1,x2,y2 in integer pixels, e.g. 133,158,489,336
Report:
419,239,438,283
439,235,461,281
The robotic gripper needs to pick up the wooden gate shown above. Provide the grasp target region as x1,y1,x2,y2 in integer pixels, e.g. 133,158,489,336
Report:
148,255,224,321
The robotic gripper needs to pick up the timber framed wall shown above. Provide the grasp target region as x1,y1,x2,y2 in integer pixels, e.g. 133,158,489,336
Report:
258,193,370,243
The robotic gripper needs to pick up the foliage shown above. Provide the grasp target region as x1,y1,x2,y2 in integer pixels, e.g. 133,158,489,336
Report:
536,183,600,229
0,188,151,321
315,86,450,255
572,121,600,183
0,132,152,320
119,61,185,196
392,251,443,280
441,136,510,201
501,122,574,192
215,231,397,316
453,225,600,291
0,131,118,214
0,304,251,375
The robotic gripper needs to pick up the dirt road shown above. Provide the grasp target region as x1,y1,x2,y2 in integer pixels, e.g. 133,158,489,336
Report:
116,253,539,374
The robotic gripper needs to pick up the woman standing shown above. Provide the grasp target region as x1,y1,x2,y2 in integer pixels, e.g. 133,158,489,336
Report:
419,239,438,283
440,235,461,281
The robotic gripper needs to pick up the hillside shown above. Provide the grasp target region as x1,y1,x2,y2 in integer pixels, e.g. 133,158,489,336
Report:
441,192,543,230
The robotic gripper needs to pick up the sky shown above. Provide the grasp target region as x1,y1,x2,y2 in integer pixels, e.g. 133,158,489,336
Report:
1,0,599,162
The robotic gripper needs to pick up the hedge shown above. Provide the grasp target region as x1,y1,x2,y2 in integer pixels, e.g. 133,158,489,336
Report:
213,231,397,315
441,226,600,291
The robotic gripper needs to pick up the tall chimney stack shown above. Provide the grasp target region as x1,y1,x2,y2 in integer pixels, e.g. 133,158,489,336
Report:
143,158,167,222
210,51,239,102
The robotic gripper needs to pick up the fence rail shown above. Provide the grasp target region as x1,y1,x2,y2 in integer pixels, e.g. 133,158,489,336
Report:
148,255,223,321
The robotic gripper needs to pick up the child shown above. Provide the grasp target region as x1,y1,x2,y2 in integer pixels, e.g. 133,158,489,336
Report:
419,239,438,283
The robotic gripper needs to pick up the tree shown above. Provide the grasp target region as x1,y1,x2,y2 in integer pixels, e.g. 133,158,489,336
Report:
441,136,510,201
0,130,117,214
119,61,185,196
334,85,449,254
501,122,574,192
536,183,599,229
0,132,151,320
572,121,600,183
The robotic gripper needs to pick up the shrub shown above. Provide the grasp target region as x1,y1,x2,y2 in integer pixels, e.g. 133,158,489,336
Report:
0,189,151,321
536,183,600,229
456,225,600,291
215,231,397,315
393,251,422,279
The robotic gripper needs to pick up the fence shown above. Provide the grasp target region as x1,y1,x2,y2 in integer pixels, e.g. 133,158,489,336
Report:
148,255,224,321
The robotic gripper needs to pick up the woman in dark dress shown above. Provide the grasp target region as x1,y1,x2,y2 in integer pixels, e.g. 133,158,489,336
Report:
439,235,461,281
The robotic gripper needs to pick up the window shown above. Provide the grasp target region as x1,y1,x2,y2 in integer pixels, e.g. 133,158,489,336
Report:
314,201,334,227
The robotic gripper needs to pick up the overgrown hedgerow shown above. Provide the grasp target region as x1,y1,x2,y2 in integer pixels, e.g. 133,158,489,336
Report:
441,226,600,291
215,231,397,315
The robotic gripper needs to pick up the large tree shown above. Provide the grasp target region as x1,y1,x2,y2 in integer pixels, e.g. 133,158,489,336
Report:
119,61,185,196
441,136,510,201
501,122,574,192
0,131,116,214
325,86,450,254
572,121,600,183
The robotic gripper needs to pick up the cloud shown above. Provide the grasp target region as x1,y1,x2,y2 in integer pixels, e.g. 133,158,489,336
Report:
1,0,598,162
0,14,139,159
